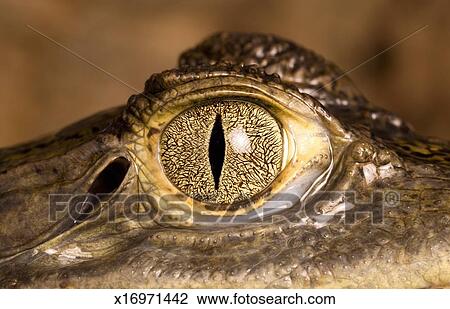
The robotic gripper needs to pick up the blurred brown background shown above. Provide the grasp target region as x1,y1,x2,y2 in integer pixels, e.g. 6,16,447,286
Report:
0,0,449,147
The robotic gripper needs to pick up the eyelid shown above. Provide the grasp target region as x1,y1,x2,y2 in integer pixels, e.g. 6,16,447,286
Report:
124,73,351,225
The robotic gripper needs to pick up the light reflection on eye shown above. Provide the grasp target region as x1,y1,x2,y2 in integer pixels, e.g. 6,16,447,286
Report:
228,126,252,154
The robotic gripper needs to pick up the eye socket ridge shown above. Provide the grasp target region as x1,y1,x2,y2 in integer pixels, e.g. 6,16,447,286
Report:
124,76,340,222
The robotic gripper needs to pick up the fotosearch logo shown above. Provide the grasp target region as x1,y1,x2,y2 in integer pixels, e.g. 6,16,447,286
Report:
48,190,400,227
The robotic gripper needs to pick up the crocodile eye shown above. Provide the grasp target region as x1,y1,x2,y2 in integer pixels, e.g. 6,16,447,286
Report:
125,73,346,223
160,100,283,205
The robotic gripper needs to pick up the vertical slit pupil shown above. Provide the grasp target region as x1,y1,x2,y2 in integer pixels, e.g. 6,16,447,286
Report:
209,114,225,190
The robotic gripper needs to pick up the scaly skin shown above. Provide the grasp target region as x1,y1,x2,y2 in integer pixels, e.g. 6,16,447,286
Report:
0,32,449,288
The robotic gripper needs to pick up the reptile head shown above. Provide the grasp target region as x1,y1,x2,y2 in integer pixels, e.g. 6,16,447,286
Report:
0,33,449,288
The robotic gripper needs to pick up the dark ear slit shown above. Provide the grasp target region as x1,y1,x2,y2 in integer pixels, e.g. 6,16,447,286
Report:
89,157,130,195
72,156,130,223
